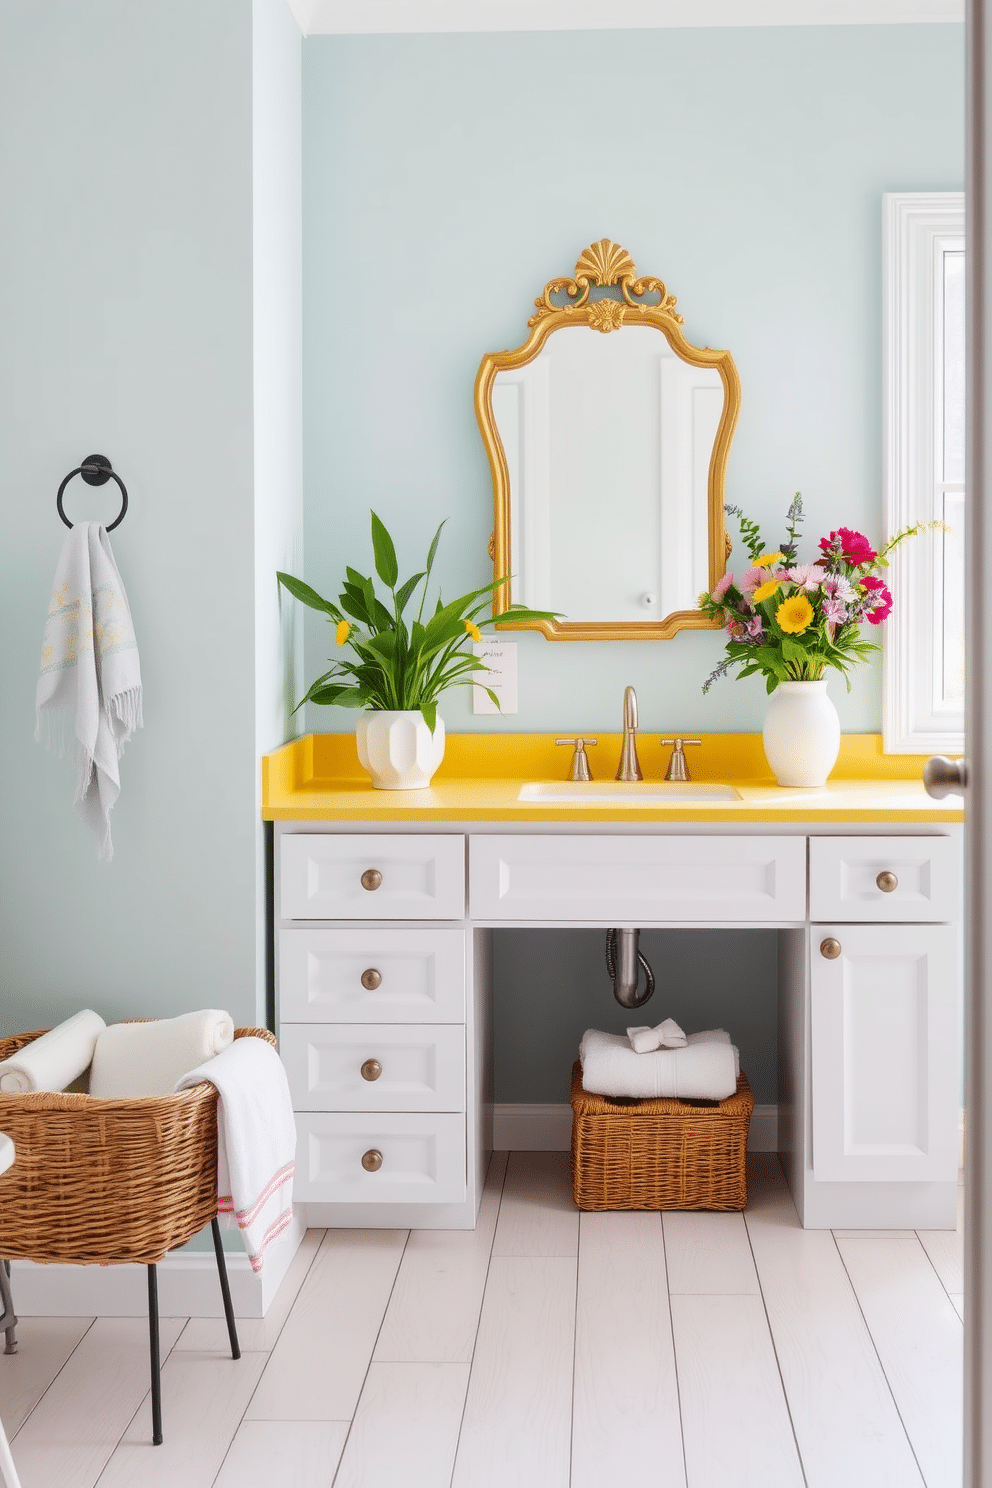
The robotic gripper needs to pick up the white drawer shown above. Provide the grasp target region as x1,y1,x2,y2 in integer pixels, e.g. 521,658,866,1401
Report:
295,1112,466,1204
469,834,806,923
282,1023,465,1112
279,926,465,1023
280,834,465,920
809,836,960,922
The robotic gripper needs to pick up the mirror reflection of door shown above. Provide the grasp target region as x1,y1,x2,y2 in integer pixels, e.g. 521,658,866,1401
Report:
493,325,723,623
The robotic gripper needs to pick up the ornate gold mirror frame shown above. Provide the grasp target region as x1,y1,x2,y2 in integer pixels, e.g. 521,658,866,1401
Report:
474,240,741,640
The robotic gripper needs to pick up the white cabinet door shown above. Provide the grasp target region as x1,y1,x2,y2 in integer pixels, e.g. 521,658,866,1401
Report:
279,926,466,1023
469,834,807,923
809,836,960,922
810,923,958,1182
280,834,465,920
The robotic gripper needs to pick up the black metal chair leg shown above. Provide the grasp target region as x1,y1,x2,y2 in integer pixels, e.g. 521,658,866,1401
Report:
147,1264,163,1445
0,1260,18,1354
211,1218,241,1361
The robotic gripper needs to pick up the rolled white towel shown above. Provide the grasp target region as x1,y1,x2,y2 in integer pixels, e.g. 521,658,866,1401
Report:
579,1027,740,1101
89,1010,235,1099
627,1018,688,1054
0,1009,106,1094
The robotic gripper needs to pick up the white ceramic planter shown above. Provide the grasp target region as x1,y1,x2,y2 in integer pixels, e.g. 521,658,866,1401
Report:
356,710,446,790
762,679,841,788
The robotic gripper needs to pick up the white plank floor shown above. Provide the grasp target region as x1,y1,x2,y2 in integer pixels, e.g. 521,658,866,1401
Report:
0,1152,964,1488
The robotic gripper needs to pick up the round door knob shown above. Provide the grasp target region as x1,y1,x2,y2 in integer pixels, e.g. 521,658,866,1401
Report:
923,755,968,799
820,937,842,960
876,871,899,893
361,1149,383,1172
361,1059,382,1082
361,967,382,991
360,868,382,892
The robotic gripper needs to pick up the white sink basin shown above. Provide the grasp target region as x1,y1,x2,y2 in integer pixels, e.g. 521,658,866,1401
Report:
517,781,741,804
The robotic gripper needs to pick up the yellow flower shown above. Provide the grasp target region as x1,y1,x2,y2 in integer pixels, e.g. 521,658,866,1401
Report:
777,594,815,634
335,620,351,646
754,551,785,568
464,619,482,643
752,580,781,603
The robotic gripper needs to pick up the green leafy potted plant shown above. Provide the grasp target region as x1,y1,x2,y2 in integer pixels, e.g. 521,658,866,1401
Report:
277,511,557,789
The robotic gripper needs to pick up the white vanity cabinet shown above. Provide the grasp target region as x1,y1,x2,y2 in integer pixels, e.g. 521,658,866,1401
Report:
277,832,492,1229
780,833,962,1229
275,821,962,1231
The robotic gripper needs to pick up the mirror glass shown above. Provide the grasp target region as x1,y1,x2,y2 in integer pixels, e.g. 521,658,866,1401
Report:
476,241,741,640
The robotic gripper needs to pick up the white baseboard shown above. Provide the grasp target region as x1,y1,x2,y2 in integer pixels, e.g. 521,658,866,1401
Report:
494,1102,779,1153
7,1210,306,1320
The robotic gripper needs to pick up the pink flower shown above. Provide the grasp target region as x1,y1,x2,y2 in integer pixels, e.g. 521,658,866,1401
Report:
739,567,765,593
819,528,878,567
823,574,856,602
711,572,734,602
786,564,827,592
821,597,848,624
861,575,893,625
746,615,765,640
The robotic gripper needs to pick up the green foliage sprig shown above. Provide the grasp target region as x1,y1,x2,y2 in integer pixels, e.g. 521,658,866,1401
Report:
277,512,559,732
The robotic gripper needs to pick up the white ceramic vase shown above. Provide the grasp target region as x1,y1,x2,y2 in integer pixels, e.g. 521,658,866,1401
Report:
356,709,446,790
762,679,841,788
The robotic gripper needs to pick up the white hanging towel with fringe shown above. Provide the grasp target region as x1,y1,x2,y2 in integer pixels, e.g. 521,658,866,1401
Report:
35,521,142,860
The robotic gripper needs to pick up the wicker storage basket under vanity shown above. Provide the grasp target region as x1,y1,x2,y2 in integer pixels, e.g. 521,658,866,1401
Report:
570,1060,753,1212
0,1025,275,1266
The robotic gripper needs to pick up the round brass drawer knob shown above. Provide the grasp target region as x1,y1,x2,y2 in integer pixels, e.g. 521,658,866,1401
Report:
876,871,899,893
361,1149,383,1172
820,938,842,960
361,1059,382,1082
360,868,383,892
361,967,382,991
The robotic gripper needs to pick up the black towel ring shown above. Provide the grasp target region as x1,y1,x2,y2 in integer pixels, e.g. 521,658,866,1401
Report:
56,454,128,532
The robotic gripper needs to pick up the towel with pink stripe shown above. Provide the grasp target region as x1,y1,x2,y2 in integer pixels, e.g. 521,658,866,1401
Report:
176,1036,296,1272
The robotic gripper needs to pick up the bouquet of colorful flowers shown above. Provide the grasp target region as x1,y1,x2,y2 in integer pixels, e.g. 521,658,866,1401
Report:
699,494,927,694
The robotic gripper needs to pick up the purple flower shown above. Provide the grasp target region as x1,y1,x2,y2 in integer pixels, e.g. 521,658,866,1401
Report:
746,615,766,640
821,598,848,624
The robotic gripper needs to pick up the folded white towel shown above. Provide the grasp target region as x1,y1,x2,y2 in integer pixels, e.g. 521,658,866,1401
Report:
176,1037,296,1273
35,521,142,861
627,1018,688,1054
88,1010,235,1099
0,1009,106,1093
580,1027,740,1101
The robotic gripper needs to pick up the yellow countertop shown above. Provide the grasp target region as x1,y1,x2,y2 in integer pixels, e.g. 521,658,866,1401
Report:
261,733,964,825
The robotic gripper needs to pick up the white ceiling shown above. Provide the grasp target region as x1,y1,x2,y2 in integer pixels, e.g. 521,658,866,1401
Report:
286,0,963,37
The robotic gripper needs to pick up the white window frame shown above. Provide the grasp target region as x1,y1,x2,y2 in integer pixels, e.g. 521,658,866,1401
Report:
883,191,965,754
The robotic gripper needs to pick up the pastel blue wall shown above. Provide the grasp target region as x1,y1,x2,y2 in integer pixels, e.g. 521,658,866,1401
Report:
302,25,963,1104
0,1,301,1048
301,24,964,741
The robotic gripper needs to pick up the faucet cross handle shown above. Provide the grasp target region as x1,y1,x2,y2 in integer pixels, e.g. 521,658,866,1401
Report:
556,738,598,782
660,737,701,782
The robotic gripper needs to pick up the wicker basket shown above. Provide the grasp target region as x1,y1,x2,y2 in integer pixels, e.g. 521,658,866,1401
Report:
570,1060,753,1212
0,1025,275,1266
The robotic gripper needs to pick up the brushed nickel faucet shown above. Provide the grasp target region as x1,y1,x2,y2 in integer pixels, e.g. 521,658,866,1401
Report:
616,685,643,782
